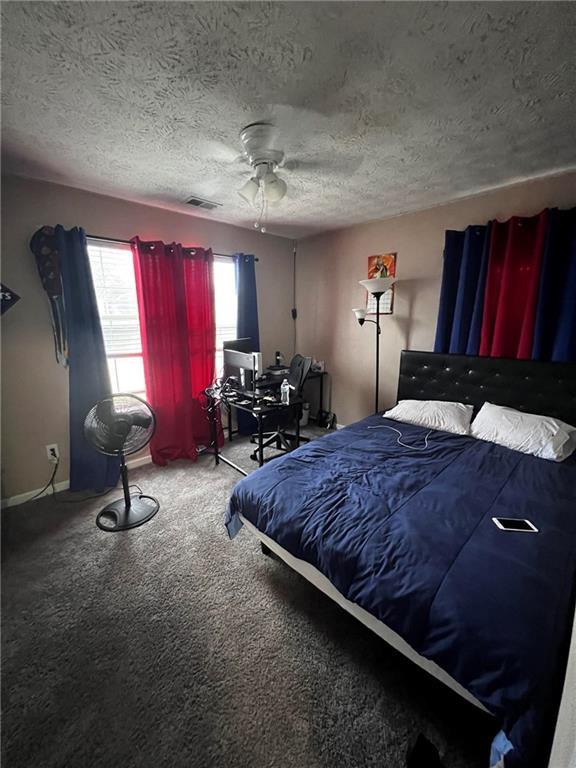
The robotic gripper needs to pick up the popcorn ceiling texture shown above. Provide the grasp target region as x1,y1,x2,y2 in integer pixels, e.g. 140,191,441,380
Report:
2,1,575,238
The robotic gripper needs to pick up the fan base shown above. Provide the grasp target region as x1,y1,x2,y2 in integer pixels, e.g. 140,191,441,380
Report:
96,494,159,532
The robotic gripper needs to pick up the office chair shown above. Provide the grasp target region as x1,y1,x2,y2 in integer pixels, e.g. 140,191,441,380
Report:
250,354,312,462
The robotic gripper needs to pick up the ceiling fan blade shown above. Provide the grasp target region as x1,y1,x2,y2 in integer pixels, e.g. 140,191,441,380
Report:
267,104,328,147
283,155,364,175
204,139,247,165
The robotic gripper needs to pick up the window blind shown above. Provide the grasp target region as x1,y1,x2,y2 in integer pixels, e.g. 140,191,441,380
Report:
87,240,142,356
214,258,238,376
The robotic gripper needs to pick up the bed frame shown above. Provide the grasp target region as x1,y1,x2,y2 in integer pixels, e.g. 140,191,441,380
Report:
240,351,576,767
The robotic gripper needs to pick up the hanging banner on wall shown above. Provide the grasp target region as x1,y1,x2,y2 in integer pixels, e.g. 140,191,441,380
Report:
1,283,21,315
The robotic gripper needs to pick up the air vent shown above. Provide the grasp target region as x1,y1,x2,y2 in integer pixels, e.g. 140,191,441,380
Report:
184,196,222,211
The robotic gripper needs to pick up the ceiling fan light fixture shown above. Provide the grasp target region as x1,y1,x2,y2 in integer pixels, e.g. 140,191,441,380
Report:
262,171,287,202
238,177,259,203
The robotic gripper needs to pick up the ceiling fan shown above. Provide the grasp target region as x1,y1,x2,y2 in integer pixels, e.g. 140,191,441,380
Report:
236,121,288,205
206,108,364,230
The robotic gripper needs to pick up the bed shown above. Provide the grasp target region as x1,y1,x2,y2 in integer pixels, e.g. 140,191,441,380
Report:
225,351,576,768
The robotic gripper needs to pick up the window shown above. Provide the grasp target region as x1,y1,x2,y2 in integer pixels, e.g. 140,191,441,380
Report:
87,239,146,396
214,256,238,378
87,240,237,393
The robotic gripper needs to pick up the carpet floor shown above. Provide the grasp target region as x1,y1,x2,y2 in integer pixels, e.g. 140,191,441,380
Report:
2,431,494,768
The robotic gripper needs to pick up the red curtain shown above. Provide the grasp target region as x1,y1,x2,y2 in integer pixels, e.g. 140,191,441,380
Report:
131,238,220,465
479,210,548,359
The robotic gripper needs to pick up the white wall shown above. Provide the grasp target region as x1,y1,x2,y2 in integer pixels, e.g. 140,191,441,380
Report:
295,171,576,426
1,176,294,498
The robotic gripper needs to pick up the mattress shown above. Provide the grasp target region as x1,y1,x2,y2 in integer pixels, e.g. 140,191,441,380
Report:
226,416,576,768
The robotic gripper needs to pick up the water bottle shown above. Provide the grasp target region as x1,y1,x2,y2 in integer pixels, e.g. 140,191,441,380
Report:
281,378,290,405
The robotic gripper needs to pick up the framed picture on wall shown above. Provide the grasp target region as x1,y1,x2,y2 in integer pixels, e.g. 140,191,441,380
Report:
366,253,397,315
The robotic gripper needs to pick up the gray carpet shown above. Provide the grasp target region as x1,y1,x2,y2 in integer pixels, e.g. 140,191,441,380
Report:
2,432,494,768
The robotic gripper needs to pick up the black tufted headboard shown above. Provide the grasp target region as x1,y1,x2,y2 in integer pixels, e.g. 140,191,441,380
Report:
397,351,576,426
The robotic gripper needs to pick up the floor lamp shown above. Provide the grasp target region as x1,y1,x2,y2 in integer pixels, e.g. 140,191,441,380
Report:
352,277,396,414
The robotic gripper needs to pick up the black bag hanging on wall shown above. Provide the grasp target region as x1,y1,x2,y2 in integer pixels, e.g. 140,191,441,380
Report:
30,226,68,367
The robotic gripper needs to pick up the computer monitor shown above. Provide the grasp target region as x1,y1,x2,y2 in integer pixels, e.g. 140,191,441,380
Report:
223,338,252,353
223,339,262,391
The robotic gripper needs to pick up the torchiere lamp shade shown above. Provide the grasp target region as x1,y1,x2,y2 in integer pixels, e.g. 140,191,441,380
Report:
353,307,367,324
359,277,396,295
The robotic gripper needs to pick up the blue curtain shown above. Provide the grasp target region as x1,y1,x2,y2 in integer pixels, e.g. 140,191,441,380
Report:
59,226,120,490
434,224,490,355
532,207,576,362
235,254,260,347
235,254,260,434
31,225,119,492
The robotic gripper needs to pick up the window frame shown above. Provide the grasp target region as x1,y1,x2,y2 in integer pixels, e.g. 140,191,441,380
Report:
87,240,238,394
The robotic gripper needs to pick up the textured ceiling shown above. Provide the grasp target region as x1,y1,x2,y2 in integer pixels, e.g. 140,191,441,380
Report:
2,2,575,238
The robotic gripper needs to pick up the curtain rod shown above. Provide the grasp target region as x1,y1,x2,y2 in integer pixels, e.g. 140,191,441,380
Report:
86,235,258,260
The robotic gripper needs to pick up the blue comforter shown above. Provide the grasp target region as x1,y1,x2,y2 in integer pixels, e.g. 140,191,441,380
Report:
226,416,576,768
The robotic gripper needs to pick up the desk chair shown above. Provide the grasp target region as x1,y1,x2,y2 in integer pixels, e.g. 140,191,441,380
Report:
250,354,312,462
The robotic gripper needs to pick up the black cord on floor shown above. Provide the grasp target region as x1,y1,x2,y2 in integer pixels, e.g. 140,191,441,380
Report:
28,460,60,502
61,488,114,503
60,483,143,503
26,459,146,505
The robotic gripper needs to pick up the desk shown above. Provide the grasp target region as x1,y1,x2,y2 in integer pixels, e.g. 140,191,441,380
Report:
207,391,303,476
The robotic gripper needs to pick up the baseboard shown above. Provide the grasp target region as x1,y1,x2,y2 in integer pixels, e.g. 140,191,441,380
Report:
126,454,152,470
1,479,71,509
1,454,152,509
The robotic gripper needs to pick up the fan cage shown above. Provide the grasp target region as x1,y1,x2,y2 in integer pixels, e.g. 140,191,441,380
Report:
84,393,156,456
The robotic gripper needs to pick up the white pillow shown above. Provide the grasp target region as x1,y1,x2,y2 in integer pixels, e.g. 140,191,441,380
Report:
470,402,576,462
383,399,474,435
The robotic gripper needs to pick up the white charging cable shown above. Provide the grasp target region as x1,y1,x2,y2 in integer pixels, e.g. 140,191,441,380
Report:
367,424,432,451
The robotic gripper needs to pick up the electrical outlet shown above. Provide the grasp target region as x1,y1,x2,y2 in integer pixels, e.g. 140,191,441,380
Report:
46,444,59,463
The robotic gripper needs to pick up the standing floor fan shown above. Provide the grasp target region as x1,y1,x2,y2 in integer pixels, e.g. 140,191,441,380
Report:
84,394,160,532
